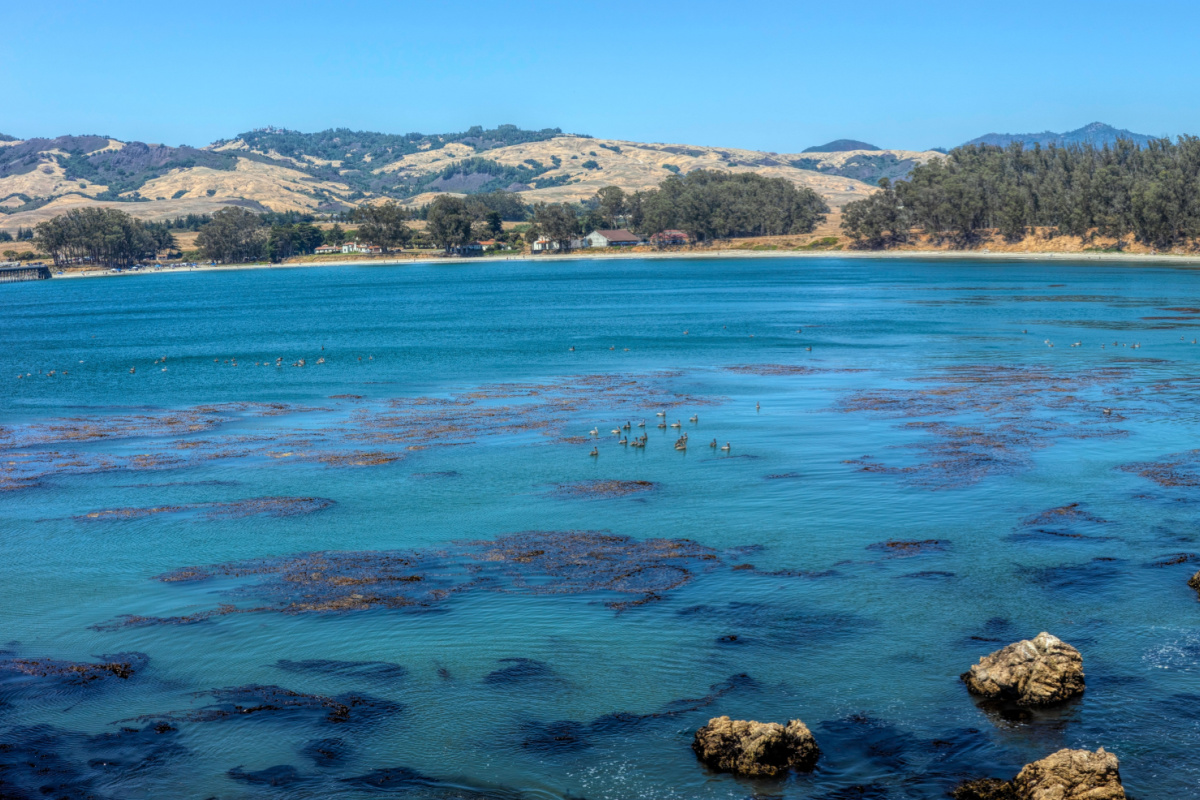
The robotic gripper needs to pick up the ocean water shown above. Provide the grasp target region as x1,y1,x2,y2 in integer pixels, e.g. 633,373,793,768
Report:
1,256,1199,799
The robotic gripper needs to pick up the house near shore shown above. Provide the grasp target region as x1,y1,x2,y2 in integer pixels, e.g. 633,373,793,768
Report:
584,229,644,248
315,244,340,254
532,236,587,253
650,230,690,247
449,242,484,256
340,242,382,254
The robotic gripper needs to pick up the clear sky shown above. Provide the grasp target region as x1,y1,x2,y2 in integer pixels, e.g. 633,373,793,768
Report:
5,0,1197,152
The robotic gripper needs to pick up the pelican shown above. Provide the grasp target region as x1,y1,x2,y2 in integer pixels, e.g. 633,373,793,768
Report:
689,415,698,423
656,411,666,417
658,422,667,429
623,421,631,430
637,420,646,427
670,420,681,428
756,402,760,411
611,429,621,435
589,428,599,436
619,438,628,446
720,442,731,451
610,346,615,350
683,329,689,335
710,439,717,448
589,447,598,457
569,346,575,351
806,346,812,351
129,367,135,374
1102,408,1112,415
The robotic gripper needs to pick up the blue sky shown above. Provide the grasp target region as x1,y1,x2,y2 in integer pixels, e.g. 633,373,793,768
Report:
5,0,1197,152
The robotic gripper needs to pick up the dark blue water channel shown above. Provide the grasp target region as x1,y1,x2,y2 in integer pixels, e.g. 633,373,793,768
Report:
2,257,1199,798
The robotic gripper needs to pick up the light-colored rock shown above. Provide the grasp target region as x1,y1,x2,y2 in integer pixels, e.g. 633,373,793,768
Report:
962,632,1085,706
691,715,820,777
1012,748,1126,800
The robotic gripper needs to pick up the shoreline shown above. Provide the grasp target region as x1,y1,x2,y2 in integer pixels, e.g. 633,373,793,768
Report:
50,246,1200,280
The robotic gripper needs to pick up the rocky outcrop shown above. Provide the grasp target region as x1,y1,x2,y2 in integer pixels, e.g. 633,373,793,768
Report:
691,715,820,777
961,632,1085,705
1014,748,1126,799
953,748,1126,800
1188,570,1200,593
952,778,1017,800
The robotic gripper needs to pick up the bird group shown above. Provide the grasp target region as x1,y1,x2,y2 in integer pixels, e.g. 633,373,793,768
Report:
588,408,733,456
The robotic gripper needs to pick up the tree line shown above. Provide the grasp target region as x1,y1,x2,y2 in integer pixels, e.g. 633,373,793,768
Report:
841,137,1200,249
526,171,830,248
34,208,177,268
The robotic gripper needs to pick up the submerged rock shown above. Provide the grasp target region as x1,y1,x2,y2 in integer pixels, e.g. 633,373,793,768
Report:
691,715,819,777
961,632,1084,705
958,748,1126,800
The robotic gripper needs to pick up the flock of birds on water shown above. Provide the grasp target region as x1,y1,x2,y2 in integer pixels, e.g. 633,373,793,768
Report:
585,403,757,457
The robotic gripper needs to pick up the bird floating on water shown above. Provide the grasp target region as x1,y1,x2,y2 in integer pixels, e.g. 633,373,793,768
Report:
589,447,598,457
637,419,646,427
710,438,717,448
656,410,666,416
670,420,681,428
569,346,575,351
806,346,812,352
720,442,731,451
689,415,698,423
589,428,599,436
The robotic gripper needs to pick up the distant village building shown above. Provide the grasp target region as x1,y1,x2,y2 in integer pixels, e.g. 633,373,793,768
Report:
449,242,484,256
315,244,340,254
478,239,502,251
340,242,382,254
584,229,643,248
533,236,587,253
650,230,690,247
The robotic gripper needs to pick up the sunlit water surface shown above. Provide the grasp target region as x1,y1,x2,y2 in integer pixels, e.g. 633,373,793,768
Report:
2,257,1199,799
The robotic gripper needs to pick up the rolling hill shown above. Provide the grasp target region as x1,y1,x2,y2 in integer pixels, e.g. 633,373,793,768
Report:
0,125,944,232
962,122,1158,149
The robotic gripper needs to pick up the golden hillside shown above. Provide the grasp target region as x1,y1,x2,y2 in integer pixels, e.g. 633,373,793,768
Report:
0,127,942,231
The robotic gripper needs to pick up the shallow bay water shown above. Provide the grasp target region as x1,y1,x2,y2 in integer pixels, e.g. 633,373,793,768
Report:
2,256,1199,799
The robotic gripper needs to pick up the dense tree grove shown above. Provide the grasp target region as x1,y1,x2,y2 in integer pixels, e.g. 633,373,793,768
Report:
196,207,268,263
841,138,1200,248
620,171,830,240
352,201,412,251
424,195,474,253
35,208,175,267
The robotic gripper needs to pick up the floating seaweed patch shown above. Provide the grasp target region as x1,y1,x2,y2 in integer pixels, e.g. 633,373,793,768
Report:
130,684,400,726
0,652,146,684
1021,502,1108,527
549,479,657,499
840,364,1129,488
0,372,717,492
867,539,949,556
1120,450,1200,488
75,497,335,522
103,530,730,627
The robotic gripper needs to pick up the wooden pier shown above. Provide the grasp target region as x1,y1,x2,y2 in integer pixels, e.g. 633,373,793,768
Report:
0,265,52,283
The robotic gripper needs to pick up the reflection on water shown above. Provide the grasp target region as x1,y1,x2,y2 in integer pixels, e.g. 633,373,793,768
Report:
2,257,1199,798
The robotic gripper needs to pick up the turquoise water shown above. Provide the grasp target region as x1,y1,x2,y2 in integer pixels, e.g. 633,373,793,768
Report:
2,257,1199,799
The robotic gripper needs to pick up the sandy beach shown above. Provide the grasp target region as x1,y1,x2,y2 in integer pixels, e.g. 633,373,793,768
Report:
49,245,1200,280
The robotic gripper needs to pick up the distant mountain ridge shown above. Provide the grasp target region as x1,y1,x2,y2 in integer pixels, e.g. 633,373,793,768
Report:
963,122,1160,149
802,139,880,153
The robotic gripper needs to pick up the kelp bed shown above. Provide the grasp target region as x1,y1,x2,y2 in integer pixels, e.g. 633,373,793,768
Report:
0,373,711,492
75,496,335,522
840,364,1133,489
97,530,731,628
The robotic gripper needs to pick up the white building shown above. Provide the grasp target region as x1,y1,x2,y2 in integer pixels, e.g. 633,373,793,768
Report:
584,229,643,248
